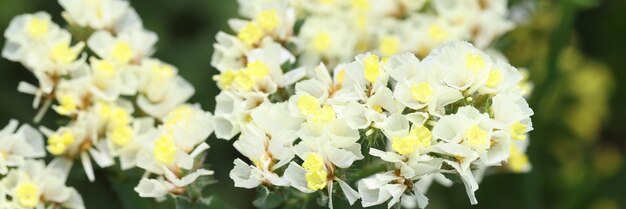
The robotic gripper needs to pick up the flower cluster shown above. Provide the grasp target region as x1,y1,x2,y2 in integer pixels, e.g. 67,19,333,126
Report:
220,41,533,208
2,0,214,202
213,0,516,74
213,0,532,208
0,120,85,209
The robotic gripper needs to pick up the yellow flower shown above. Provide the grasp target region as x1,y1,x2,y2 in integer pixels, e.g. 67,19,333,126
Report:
305,169,328,191
110,125,133,147
428,24,448,42
464,125,489,148
111,41,133,64
313,31,331,53
47,131,75,155
302,153,325,171
15,181,40,208
56,94,77,115
153,134,177,165
257,9,279,32
410,82,434,103
364,54,381,83
50,42,80,65
465,53,486,73
508,144,529,173
379,36,400,57
26,17,49,39
391,126,432,155
486,69,503,88
509,122,527,141
238,22,263,46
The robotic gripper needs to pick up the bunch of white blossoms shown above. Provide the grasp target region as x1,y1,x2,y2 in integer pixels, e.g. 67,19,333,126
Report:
214,0,517,72
2,0,215,203
212,0,532,208
219,41,533,208
0,120,85,209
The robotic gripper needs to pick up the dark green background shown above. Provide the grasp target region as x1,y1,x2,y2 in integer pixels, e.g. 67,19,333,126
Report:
0,0,625,209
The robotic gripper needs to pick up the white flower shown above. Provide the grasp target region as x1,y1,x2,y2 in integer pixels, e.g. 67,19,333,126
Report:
390,53,462,116
134,177,174,199
88,57,139,101
134,168,213,200
107,117,157,170
0,120,45,175
135,104,213,176
134,59,195,118
213,40,303,94
491,93,534,140
3,13,86,94
42,110,115,182
59,0,139,31
211,32,250,73
357,172,430,209
0,160,85,209
87,29,157,65
230,102,303,188
236,0,296,40
296,15,358,66
426,41,494,94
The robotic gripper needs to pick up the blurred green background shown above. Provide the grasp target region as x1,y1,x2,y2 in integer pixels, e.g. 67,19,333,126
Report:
0,0,625,209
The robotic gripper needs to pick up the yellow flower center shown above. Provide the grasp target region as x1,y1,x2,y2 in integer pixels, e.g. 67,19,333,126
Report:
26,17,49,39
302,153,325,171
410,82,434,104
110,125,133,146
351,0,370,11
238,22,263,46
310,105,336,124
364,54,381,83
56,94,77,115
47,131,75,155
486,69,503,88
247,61,270,78
164,105,193,131
379,36,399,57
303,153,327,191
298,94,321,117
110,107,131,128
336,69,346,86
465,54,486,73
464,124,489,148
15,181,39,208
297,94,335,124
152,63,175,81
391,125,432,155
111,41,133,64
233,70,255,90
50,42,79,65
93,59,116,78
428,24,448,42
217,70,237,89
305,170,328,191
257,9,279,32
509,122,527,141
508,144,529,172
153,135,176,165
313,31,331,53
372,105,383,113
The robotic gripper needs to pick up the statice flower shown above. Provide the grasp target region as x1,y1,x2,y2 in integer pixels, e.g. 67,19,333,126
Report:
1,0,216,204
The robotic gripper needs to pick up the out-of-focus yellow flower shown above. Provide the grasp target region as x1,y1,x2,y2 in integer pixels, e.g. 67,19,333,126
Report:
593,146,622,178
